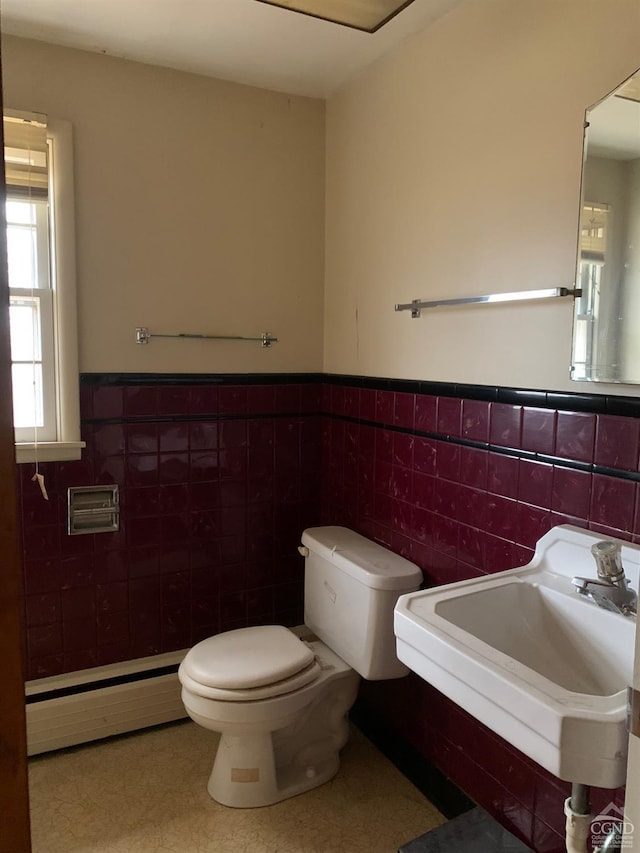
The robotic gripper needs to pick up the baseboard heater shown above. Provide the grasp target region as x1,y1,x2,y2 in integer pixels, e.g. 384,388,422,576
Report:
25,650,188,756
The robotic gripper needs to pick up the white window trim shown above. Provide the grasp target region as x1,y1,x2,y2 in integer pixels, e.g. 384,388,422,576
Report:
11,117,84,463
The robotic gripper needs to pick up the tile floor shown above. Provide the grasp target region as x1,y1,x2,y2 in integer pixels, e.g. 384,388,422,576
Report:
29,721,444,853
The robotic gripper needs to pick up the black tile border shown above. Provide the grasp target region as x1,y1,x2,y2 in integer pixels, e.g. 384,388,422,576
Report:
81,406,640,484
81,372,640,418
350,702,475,821
78,372,640,483
325,373,640,417
81,373,324,387
82,411,322,426
329,412,640,483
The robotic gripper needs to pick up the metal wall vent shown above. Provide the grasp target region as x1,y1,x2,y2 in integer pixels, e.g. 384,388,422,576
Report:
68,485,120,535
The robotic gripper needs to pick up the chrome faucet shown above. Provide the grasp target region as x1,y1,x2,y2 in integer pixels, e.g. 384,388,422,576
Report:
572,540,637,616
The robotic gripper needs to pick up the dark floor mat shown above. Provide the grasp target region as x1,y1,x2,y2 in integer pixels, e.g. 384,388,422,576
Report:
399,807,534,852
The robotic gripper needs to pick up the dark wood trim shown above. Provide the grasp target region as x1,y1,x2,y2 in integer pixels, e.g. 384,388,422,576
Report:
0,37,32,853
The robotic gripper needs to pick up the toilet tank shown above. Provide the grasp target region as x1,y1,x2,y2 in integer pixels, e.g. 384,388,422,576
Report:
301,526,422,680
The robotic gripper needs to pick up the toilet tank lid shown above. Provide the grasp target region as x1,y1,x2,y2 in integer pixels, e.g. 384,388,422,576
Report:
301,526,422,591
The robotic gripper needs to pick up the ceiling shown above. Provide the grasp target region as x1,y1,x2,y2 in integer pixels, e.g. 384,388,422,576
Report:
0,0,464,99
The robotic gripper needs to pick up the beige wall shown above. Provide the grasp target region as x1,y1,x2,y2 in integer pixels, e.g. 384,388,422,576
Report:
324,0,640,392
5,3,640,389
1,36,325,374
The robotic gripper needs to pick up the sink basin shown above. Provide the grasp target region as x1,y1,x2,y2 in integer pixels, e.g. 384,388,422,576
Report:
394,525,637,788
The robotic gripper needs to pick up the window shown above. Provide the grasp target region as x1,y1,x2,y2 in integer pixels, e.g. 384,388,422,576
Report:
572,202,610,381
4,110,83,462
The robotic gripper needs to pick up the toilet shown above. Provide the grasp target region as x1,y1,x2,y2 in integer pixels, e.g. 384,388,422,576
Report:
178,526,422,808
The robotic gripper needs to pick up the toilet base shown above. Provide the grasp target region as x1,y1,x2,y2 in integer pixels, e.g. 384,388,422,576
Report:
206,670,359,808
208,731,341,808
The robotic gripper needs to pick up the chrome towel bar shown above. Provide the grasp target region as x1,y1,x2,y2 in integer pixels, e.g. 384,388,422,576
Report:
135,327,278,347
394,287,581,318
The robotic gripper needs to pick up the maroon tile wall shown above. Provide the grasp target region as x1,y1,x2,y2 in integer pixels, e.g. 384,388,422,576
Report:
18,379,323,680
320,380,637,853
17,373,639,853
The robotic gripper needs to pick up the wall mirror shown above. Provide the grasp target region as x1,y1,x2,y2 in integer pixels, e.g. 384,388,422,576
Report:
571,67,640,383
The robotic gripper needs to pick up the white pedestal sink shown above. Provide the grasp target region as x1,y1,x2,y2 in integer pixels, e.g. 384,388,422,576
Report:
394,525,637,788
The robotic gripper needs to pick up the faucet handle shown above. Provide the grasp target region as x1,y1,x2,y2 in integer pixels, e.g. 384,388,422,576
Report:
591,540,624,582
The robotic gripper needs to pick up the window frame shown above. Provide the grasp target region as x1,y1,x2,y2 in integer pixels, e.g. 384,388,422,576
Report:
9,288,56,441
5,114,84,463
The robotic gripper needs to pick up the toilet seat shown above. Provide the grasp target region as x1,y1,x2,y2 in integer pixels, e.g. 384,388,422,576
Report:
180,659,321,701
180,625,321,701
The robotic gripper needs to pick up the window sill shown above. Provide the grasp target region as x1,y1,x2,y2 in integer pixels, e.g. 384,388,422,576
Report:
15,441,85,464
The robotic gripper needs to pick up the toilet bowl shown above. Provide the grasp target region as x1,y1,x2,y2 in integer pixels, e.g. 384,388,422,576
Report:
180,627,360,807
179,526,422,808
